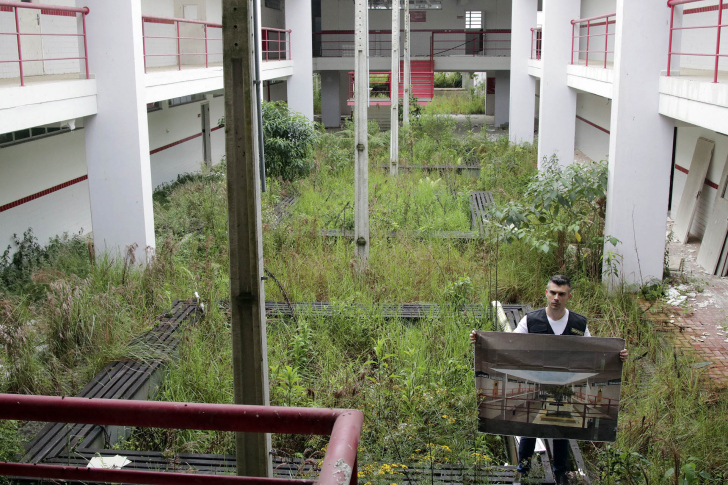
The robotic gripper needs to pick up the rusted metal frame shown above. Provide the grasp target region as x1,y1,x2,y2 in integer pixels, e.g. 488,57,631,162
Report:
0,394,362,485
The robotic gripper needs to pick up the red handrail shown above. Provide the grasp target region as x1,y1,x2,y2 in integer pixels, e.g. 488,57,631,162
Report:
667,0,726,83
531,27,542,60
0,1,90,87
141,15,222,73
261,27,292,62
571,12,616,68
0,394,362,485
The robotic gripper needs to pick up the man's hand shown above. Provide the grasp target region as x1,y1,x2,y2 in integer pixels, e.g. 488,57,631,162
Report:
470,330,477,344
620,349,629,362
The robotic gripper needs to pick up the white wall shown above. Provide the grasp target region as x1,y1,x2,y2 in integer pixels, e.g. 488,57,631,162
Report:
577,0,617,66
670,126,728,240
148,93,226,187
575,92,610,161
0,130,91,250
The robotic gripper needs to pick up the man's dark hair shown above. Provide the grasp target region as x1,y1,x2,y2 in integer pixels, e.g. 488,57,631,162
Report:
548,274,571,289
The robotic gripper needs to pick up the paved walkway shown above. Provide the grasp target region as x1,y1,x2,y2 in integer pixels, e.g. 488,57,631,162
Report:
642,219,728,388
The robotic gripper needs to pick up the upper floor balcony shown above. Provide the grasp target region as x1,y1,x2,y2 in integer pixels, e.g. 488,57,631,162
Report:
566,12,616,99
660,0,728,133
313,29,511,72
0,1,97,134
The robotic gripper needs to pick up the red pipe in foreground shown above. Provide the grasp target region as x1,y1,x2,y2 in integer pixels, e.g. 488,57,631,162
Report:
0,394,363,485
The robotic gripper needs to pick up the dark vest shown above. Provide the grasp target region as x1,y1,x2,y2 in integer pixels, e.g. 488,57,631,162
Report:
526,308,587,336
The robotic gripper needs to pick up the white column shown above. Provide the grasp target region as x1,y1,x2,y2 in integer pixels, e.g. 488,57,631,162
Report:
82,0,154,260
403,5,410,124
603,0,674,286
389,0,399,175
537,0,580,167
509,0,537,144
494,71,510,129
285,0,314,120
321,71,341,128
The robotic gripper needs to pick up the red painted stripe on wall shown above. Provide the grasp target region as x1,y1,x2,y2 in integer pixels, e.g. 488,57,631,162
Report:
576,115,610,135
675,164,719,190
150,125,225,155
684,4,728,15
0,175,88,213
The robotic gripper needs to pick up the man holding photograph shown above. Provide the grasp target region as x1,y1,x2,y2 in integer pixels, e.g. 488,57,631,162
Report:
470,275,629,484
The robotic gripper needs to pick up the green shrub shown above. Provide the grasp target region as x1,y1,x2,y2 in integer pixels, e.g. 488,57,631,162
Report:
434,71,462,88
262,101,318,181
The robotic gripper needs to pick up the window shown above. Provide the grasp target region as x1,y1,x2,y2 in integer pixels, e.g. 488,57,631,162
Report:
147,101,162,112
168,93,206,107
0,124,71,148
465,11,482,30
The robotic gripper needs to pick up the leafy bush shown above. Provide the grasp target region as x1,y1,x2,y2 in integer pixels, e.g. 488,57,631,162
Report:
262,101,318,181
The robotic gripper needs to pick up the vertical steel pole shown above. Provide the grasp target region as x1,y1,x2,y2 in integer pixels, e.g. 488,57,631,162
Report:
390,0,399,176
222,0,272,477
14,7,24,87
82,12,89,79
354,0,369,271
142,18,148,73
586,20,591,66
205,24,209,68
176,20,181,70
668,6,675,76
604,15,609,68
715,0,724,83
571,22,575,64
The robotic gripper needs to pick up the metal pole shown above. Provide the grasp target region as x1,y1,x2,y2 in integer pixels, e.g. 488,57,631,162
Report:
668,6,675,76
715,0,723,83
571,22,575,65
222,0,272,478
354,0,369,272
176,20,182,70
142,18,148,73
390,0,399,176
604,15,609,68
82,13,89,79
14,6,24,87
403,0,410,125
586,20,590,66
205,23,209,68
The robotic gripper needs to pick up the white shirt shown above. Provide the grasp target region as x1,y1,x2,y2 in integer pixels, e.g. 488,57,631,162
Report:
514,309,591,337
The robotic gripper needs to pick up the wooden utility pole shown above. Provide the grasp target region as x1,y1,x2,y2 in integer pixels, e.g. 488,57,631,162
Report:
222,0,272,478
403,0,411,125
389,0,399,175
354,0,370,271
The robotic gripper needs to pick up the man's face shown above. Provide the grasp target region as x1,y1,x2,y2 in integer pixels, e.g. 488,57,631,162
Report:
545,282,572,311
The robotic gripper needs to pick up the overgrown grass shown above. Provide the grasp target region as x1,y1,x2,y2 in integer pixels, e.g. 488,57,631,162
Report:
1,114,727,483
424,91,486,115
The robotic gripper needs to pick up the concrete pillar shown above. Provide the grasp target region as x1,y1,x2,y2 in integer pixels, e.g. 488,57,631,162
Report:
82,0,154,260
285,0,313,120
321,71,341,128
494,71,510,129
603,0,674,286
354,0,369,270
389,1,399,175
537,0,580,167
508,0,537,144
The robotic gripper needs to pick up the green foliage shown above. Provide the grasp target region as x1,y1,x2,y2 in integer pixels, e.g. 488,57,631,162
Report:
262,101,317,181
398,92,422,122
434,71,463,88
443,276,474,307
424,88,485,115
491,157,611,278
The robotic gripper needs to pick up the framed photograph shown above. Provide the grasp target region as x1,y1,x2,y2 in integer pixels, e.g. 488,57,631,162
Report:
474,332,624,442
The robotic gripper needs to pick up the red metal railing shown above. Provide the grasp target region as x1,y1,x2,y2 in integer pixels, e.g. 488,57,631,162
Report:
313,29,511,59
0,394,362,485
667,0,726,83
571,12,616,68
0,1,89,87
142,15,222,72
262,27,291,61
530,27,542,60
